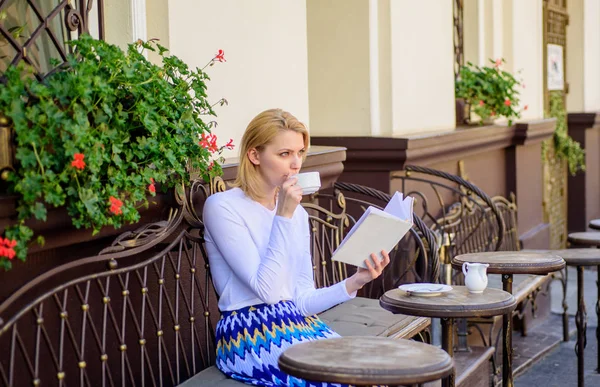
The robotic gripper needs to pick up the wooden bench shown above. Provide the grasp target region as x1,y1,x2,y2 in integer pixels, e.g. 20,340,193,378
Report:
0,179,439,387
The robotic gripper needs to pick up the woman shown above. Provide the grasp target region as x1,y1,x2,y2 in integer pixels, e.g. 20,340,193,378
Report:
203,108,390,386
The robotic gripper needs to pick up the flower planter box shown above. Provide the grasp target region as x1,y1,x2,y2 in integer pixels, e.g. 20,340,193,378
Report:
0,191,173,302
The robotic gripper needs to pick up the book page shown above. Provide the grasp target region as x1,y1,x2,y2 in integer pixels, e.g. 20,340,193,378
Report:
383,191,414,223
332,208,413,268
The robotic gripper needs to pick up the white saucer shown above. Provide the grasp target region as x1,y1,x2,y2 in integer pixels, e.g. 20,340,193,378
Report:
398,283,453,297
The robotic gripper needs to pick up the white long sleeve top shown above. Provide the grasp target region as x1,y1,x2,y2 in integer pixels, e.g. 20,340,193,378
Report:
203,187,356,316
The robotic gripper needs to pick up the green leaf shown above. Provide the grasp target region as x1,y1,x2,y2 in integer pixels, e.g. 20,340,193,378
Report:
1,35,225,269
32,202,47,221
79,188,99,216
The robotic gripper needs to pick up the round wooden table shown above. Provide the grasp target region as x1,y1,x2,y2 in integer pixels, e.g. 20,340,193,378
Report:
451,251,565,387
552,248,600,387
568,232,600,247
589,219,600,231
380,286,516,387
278,336,453,386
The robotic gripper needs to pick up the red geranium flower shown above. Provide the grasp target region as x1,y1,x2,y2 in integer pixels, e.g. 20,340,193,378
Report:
215,49,226,63
478,100,484,107
3,238,17,248
148,178,156,193
109,196,123,215
0,238,17,260
504,98,511,106
71,153,86,170
199,133,218,153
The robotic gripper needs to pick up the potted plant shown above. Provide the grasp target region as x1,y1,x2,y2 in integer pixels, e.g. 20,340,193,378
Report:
455,58,525,126
0,35,231,270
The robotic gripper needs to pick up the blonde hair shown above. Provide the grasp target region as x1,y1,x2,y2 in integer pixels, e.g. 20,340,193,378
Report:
233,109,309,201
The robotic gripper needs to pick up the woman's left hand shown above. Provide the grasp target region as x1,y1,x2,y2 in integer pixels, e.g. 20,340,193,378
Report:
346,250,391,294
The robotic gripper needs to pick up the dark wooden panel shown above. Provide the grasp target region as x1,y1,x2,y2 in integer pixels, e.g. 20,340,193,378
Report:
567,113,600,232
313,120,555,248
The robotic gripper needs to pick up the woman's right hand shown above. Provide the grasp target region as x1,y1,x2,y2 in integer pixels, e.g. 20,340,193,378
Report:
277,177,303,218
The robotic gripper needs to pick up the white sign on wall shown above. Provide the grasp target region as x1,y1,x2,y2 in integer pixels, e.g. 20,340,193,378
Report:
547,44,564,91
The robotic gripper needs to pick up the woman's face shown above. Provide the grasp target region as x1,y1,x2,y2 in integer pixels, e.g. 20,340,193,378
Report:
250,130,306,189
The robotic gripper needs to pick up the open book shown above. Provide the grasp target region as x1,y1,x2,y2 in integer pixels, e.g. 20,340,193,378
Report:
331,192,414,269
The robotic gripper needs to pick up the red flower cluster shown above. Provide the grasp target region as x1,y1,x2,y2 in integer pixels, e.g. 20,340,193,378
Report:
504,98,512,107
0,238,17,260
109,196,123,215
215,49,226,63
478,100,485,107
71,153,86,170
200,133,219,153
225,138,234,150
148,178,156,193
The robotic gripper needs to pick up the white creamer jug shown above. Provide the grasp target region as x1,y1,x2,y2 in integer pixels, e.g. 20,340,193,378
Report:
462,262,489,293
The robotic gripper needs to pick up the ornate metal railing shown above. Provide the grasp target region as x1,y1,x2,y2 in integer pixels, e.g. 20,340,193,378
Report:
306,182,440,300
0,0,104,80
0,177,218,387
0,177,440,386
392,165,504,257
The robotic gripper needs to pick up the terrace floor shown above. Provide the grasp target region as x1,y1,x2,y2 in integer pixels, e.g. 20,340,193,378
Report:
516,266,600,386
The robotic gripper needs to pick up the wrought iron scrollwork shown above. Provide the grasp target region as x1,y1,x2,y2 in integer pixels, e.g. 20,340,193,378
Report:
175,176,226,228
64,2,84,32
0,179,221,386
393,165,505,257
0,0,105,80
309,182,440,298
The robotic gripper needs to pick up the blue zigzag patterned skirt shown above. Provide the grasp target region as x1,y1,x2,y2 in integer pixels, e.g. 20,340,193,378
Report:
215,300,349,387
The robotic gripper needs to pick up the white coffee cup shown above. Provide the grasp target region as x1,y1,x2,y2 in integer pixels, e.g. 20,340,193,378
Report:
294,172,321,195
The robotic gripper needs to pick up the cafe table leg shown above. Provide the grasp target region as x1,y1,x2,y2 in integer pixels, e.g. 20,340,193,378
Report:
441,318,455,387
596,268,600,373
563,267,570,342
502,274,514,387
575,266,587,386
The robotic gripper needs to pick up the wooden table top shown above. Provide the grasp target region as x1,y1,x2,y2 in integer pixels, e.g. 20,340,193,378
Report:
589,219,600,230
278,336,453,386
380,286,516,318
452,251,565,275
546,248,600,266
569,232,600,246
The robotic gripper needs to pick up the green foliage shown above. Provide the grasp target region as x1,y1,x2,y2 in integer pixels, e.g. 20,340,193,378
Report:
544,92,585,175
0,35,229,270
455,59,524,126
